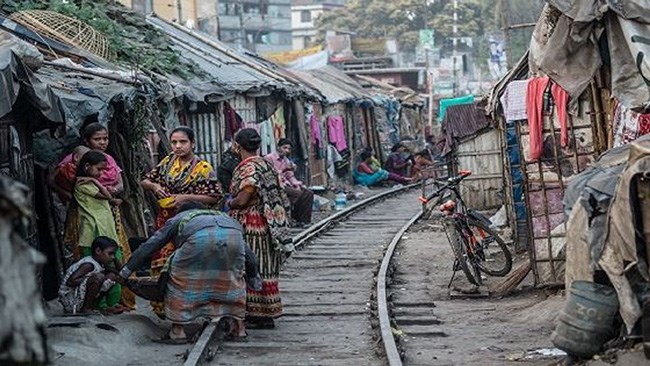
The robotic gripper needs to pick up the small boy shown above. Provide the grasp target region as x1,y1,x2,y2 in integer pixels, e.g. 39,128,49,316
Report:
59,236,120,314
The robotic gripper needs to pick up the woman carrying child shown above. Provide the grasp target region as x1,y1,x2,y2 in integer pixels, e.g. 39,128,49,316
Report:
52,123,135,310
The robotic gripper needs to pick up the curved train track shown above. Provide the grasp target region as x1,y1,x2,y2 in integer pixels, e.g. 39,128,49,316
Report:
184,186,422,365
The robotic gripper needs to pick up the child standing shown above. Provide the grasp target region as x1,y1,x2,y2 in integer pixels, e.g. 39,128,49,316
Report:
59,237,119,314
74,150,124,314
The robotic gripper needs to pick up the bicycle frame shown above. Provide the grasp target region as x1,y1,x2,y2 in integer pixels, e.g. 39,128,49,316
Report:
422,175,492,274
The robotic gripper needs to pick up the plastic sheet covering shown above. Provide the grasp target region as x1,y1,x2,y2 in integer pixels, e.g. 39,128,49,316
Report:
0,30,63,126
563,133,650,332
532,0,650,111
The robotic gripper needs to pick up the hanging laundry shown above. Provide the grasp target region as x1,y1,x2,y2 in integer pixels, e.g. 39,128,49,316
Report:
439,95,474,122
500,80,528,121
526,77,570,160
327,115,348,151
259,120,276,156
639,114,650,137
326,143,343,179
309,113,324,159
612,103,650,147
223,102,243,141
526,77,551,161
551,83,569,148
271,104,286,141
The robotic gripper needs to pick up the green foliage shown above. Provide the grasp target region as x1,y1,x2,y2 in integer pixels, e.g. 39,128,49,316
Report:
2,0,205,80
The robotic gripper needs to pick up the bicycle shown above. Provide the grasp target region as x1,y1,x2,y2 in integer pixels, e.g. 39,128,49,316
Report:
419,170,513,286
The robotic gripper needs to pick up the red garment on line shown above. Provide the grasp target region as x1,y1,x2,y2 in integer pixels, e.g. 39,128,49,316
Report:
551,83,569,148
526,77,570,161
526,77,550,161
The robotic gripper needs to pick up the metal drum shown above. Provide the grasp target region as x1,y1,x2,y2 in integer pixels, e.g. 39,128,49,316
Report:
551,281,620,358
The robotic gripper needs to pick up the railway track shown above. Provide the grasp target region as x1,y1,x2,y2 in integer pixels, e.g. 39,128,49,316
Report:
186,186,422,365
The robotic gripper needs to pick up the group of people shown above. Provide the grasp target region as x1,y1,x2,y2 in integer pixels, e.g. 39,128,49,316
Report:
353,143,437,187
54,124,310,343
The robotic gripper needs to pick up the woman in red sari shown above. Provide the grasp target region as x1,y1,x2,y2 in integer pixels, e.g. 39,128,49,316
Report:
228,128,292,329
141,126,223,316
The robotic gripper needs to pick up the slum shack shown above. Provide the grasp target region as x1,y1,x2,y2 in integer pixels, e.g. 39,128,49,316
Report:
489,0,650,360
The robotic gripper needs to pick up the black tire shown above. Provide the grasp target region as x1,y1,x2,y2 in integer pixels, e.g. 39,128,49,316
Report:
443,217,480,286
465,218,512,276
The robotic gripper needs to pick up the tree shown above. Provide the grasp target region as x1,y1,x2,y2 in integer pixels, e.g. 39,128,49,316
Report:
316,0,488,53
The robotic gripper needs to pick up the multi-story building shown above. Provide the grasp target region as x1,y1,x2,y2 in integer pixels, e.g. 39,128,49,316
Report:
118,0,218,34
119,0,293,54
217,0,293,53
291,0,344,50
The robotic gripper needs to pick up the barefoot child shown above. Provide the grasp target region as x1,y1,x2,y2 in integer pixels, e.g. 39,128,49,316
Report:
59,236,120,314
74,150,124,314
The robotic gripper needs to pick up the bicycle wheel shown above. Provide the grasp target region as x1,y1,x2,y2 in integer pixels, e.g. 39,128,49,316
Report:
466,218,512,276
443,217,480,286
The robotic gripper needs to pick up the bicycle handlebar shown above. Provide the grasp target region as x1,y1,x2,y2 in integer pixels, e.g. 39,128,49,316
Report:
419,170,472,204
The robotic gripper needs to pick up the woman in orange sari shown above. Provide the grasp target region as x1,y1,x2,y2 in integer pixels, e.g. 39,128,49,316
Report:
141,126,223,316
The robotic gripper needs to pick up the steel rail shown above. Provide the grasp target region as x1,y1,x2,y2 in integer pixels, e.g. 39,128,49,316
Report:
377,210,423,366
293,183,418,249
183,184,418,365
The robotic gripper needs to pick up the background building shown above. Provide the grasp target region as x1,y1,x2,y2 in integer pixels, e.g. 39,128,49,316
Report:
217,0,293,53
291,0,344,50
119,0,292,53
119,0,218,34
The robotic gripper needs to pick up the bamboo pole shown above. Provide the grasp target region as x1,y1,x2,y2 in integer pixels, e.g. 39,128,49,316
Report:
590,81,606,154
43,61,141,85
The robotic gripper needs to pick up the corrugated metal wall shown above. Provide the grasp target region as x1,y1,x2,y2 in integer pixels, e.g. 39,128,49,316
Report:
187,110,223,170
452,129,504,210
186,96,258,170
230,95,257,123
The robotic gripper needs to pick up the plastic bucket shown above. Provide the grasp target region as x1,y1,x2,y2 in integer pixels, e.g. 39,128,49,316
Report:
551,281,620,358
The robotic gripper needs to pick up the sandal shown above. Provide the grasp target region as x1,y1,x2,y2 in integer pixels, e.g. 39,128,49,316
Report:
152,333,191,345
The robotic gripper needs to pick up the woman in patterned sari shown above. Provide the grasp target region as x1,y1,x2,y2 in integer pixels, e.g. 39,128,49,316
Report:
141,126,223,317
227,128,293,329
54,123,136,311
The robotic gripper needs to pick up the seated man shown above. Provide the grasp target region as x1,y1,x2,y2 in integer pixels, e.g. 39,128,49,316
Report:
265,138,314,226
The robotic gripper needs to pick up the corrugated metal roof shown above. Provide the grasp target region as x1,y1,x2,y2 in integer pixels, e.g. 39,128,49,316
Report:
146,16,309,99
289,66,372,104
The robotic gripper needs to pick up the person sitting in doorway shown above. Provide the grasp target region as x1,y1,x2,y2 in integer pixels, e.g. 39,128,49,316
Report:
385,143,412,177
265,138,314,227
354,150,412,187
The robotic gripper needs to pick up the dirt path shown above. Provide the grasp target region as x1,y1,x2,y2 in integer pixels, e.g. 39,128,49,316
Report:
391,220,565,365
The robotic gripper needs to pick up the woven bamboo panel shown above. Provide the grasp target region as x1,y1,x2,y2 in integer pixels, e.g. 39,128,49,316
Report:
10,10,112,60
